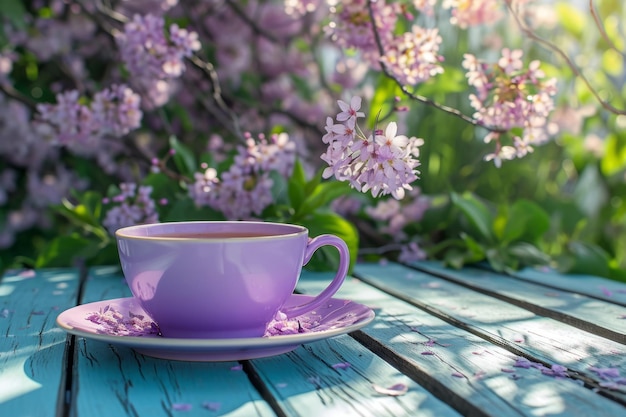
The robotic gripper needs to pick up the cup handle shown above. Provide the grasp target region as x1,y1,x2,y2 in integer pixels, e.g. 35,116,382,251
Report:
281,234,350,318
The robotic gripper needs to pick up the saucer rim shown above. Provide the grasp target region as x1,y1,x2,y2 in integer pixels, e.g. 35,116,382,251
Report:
56,294,375,351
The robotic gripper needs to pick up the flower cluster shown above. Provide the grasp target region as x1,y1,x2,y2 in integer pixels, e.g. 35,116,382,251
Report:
117,14,200,80
380,25,444,86
365,187,430,262
102,183,159,235
443,0,504,29
37,85,142,146
189,132,296,220
321,96,422,199
326,0,399,58
327,1,443,86
463,49,557,166
116,13,201,107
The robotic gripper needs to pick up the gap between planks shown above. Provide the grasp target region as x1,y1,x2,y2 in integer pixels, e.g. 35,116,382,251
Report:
56,263,90,417
406,262,626,345
349,269,626,408
241,360,290,417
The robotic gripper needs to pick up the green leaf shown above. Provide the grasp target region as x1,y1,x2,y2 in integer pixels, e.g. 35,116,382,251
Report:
169,135,197,177
162,197,223,222
35,235,92,268
555,3,586,39
500,199,550,244
300,211,359,273
304,168,323,195
459,233,487,262
55,194,108,240
601,133,626,176
292,180,352,221
287,159,307,211
0,0,27,29
367,74,400,128
414,67,466,96
507,242,551,267
557,241,612,278
142,172,181,203
451,192,495,244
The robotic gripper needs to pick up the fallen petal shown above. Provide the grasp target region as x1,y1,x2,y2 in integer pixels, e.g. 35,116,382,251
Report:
201,402,221,411
332,362,351,369
172,403,192,411
372,383,409,396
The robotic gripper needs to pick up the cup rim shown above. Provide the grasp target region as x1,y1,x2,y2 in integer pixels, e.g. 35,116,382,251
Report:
115,220,308,241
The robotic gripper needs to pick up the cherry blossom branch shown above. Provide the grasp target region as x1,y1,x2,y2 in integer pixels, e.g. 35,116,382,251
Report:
589,0,626,59
505,0,626,116
365,0,502,133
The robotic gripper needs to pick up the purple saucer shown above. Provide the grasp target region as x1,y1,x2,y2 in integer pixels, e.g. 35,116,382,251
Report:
56,294,375,361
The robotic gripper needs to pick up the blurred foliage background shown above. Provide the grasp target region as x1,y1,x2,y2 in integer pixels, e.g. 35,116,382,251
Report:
0,1,625,282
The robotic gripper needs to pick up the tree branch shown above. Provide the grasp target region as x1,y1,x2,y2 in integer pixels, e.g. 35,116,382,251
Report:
505,0,626,115
589,0,626,59
366,0,501,132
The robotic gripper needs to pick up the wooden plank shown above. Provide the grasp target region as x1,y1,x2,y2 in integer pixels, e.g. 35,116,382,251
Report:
248,335,463,417
71,266,275,417
297,269,626,416
0,268,81,417
509,266,626,306
349,264,626,399
410,261,626,344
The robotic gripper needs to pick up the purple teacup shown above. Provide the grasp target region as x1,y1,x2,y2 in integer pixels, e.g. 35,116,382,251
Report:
115,221,350,339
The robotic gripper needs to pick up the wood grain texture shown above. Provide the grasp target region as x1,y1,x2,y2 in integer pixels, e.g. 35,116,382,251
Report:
352,264,626,398
410,261,626,344
0,268,81,417
508,267,626,307
248,335,462,417
297,268,626,416
71,266,275,417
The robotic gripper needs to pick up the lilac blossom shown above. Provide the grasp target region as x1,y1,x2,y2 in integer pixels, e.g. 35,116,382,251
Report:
37,85,142,146
380,25,444,86
102,183,159,235
116,14,200,81
462,49,557,166
91,84,143,137
116,14,200,107
366,187,430,237
325,0,400,66
443,0,504,29
321,97,422,199
37,90,95,145
189,132,296,220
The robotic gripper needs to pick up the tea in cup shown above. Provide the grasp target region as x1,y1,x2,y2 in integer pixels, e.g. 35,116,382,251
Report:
115,221,350,339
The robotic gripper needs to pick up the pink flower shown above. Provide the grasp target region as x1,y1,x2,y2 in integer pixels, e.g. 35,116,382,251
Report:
372,382,409,396
498,48,524,75
336,96,365,122
332,362,351,369
321,99,422,200
172,403,192,411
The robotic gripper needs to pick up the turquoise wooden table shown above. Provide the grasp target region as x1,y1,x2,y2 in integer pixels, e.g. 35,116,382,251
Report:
2,261,626,416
